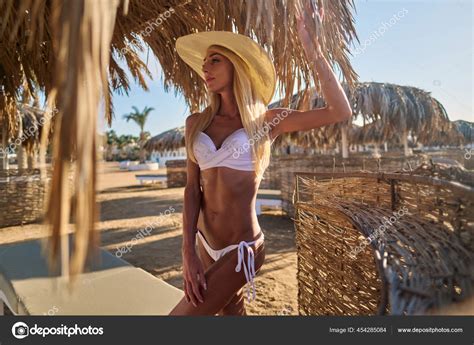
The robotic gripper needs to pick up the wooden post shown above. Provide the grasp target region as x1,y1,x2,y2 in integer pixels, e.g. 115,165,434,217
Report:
1,123,8,170
341,123,349,159
17,145,27,170
17,117,27,171
374,143,380,157
403,128,410,156
27,150,34,169
61,233,70,278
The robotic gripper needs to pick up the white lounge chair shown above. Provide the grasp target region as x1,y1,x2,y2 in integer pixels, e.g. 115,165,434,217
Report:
256,190,282,215
135,174,167,186
0,237,183,315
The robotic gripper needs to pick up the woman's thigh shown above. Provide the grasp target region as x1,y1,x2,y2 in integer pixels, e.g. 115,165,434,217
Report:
220,287,245,315
169,240,265,316
197,237,244,316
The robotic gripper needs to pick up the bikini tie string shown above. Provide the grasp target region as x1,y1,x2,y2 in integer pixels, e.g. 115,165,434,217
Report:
235,241,256,302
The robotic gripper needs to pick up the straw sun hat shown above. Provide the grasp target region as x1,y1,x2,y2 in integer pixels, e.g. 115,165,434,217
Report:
175,31,276,105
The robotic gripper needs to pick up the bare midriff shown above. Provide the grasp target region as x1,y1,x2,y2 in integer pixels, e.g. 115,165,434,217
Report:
196,166,263,250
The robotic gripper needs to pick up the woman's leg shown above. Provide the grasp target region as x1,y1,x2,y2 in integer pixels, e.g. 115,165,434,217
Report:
196,238,246,316
220,287,246,315
169,240,265,316
195,236,226,315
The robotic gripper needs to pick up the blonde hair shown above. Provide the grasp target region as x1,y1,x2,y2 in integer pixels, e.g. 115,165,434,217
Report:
185,45,272,179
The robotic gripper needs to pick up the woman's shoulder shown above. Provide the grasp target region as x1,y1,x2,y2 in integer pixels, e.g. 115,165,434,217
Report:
185,112,201,129
186,105,215,131
186,112,201,121
186,106,212,126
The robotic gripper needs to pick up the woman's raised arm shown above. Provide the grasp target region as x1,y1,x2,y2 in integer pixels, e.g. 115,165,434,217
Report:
266,2,352,138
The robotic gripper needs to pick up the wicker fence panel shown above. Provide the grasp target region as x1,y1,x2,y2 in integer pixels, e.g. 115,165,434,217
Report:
395,179,473,250
267,148,471,194
0,168,79,228
296,202,386,315
279,152,473,217
280,154,423,216
0,169,51,228
294,172,474,315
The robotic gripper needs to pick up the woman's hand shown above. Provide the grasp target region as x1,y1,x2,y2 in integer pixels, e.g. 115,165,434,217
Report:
182,249,207,307
296,1,324,59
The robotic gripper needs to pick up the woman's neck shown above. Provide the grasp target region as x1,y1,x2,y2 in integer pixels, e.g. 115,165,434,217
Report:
218,90,239,119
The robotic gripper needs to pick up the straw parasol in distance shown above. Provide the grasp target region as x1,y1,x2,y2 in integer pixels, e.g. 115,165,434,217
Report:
340,82,460,155
0,94,17,169
270,82,461,157
347,119,417,157
0,96,48,170
16,103,47,169
414,99,465,147
454,120,473,144
0,0,359,278
144,126,185,153
422,121,466,147
355,83,458,155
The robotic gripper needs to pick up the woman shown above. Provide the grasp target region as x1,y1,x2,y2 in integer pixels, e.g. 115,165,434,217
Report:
170,5,352,315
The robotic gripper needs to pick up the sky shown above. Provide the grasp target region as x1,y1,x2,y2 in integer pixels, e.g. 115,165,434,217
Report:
104,0,473,137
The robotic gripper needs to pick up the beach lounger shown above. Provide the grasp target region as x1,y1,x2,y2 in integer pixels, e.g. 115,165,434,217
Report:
135,174,167,186
256,190,282,215
0,237,183,315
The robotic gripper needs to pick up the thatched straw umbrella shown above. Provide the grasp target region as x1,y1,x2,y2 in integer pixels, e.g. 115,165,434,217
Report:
348,120,401,156
14,103,51,170
1,0,359,279
422,121,466,147
271,82,461,158
145,126,185,152
340,82,459,156
454,120,473,144
354,83,457,155
0,95,17,170
0,101,41,170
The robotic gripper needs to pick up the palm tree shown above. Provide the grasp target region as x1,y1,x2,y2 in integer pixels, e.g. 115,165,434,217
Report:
106,129,118,146
122,106,154,163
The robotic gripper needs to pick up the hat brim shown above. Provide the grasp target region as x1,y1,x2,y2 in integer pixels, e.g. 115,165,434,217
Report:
176,31,276,105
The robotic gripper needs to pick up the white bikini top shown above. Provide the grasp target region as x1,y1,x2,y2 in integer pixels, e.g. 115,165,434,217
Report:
194,127,268,171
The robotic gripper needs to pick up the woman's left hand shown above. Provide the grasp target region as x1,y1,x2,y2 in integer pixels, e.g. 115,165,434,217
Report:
296,1,324,59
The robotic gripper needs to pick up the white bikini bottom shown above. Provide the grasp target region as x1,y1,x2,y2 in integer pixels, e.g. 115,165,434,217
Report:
196,229,265,302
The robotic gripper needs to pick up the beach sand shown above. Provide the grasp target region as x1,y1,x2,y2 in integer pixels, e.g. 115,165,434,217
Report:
0,162,297,316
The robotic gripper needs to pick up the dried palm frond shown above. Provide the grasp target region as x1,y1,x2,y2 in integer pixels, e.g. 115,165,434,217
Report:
1,0,359,115
43,0,120,280
0,94,18,140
